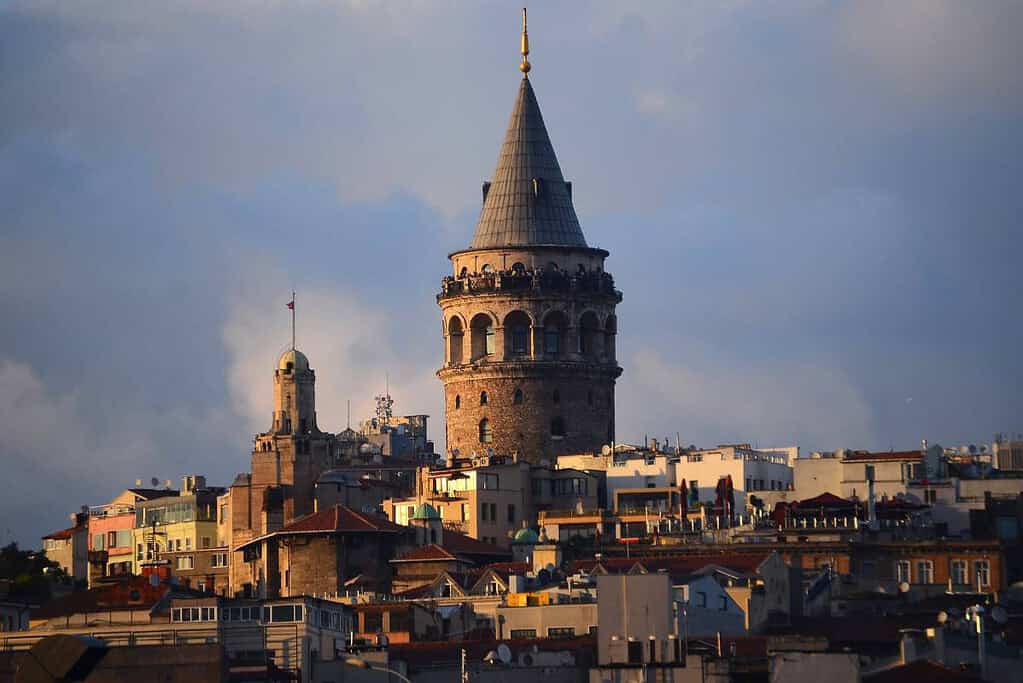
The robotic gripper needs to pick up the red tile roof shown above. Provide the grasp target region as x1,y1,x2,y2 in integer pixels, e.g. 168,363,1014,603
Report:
441,530,512,558
42,527,81,541
864,660,984,683
571,553,769,577
843,450,922,462
392,544,461,563
281,505,407,534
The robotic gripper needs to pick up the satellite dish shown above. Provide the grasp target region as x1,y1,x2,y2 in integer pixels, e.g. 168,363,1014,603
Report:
992,606,1009,625
151,477,160,487
898,581,910,594
497,643,512,664
601,444,612,456
451,448,460,457
486,447,495,458
483,650,498,665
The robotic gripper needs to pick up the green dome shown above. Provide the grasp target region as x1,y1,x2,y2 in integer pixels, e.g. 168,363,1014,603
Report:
412,503,440,520
513,527,540,544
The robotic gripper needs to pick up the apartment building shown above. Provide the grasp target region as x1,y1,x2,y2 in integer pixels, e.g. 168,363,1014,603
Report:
132,477,224,575
384,454,599,548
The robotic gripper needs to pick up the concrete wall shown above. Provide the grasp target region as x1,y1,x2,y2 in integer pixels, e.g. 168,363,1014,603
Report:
495,602,597,639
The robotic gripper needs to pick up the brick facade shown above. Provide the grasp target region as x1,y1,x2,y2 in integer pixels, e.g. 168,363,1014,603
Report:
438,246,622,463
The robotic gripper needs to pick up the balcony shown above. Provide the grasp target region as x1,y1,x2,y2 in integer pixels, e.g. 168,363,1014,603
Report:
438,269,621,302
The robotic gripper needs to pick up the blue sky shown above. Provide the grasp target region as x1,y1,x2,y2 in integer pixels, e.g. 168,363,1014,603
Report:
1,1,1020,546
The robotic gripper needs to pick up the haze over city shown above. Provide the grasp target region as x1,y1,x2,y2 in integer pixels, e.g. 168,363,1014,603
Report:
2,0,1020,549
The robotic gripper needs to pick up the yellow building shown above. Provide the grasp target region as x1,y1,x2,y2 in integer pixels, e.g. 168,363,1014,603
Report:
132,476,222,575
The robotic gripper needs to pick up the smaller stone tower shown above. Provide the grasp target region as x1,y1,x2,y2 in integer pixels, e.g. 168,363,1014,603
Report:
248,348,333,532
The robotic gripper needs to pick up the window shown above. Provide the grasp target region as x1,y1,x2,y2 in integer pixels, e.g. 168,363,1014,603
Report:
479,419,492,443
974,560,990,587
951,560,967,585
485,325,495,355
720,596,728,611
510,629,536,639
924,489,937,504
211,552,229,568
861,561,876,579
93,533,106,550
544,326,560,355
481,504,488,522
896,561,911,583
455,395,461,410
136,543,144,561
511,324,528,355
479,473,499,490
480,391,488,406
185,537,192,550
115,530,131,548
267,605,302,623
915,560,933,584
201,536,212,549
513,389,524,405
550,417,565,437
548,627,575,638
587,390,593,406
696,591,707,608
508,504,516,523
177,555,194,570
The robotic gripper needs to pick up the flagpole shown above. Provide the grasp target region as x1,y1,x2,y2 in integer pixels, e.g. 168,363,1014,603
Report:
291,291,296,350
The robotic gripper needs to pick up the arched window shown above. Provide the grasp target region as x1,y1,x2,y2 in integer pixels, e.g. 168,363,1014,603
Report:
511,262,526,275
604,315,617,361
470,313,496,360
513,389,524,405
480,391,488,406
552,389,561,405
455,395,461,410
550,417,565,437
459,266,468,278
578,312,600,357
481,264,492,274
542,311,567,357
448,317,464,365
479,419,492,443
504,310,531,358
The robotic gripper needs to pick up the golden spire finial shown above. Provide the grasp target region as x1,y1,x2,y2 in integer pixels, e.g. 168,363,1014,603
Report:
520,7,531,74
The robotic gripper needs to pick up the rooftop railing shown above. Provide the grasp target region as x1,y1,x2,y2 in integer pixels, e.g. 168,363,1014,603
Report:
439,269,620,301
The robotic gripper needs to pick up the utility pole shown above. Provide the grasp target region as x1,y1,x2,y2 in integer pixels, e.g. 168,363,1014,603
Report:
460,647,469,683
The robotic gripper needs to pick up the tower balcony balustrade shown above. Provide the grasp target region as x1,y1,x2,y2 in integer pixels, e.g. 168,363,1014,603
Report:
438,268,621,302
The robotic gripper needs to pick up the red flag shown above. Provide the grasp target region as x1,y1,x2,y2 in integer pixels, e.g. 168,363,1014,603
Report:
286,300,295,310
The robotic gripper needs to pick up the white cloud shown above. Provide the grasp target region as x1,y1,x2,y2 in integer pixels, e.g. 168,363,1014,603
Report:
617,345,877,452
221,258,442,442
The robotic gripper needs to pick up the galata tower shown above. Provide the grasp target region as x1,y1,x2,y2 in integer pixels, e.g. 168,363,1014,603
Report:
437,11,622,463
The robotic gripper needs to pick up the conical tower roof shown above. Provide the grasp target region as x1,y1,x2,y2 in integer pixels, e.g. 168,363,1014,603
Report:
469,77,587,249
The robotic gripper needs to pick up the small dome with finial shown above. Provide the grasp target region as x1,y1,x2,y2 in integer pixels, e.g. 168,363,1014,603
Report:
412,503,441,520
279,349,309,371
513,527,540,544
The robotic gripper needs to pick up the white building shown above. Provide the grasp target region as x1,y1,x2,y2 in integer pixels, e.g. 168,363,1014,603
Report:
674,444,794,507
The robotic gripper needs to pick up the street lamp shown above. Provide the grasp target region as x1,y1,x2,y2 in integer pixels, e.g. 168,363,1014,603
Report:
344,656,412,683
